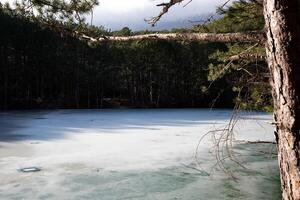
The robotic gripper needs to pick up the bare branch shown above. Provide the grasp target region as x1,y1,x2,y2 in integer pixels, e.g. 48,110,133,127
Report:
78,31,265,44
145,0,184,26
229,54,266,61
148,0,232,26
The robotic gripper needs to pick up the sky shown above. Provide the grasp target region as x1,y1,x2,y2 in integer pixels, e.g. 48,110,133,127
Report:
1,0,223,30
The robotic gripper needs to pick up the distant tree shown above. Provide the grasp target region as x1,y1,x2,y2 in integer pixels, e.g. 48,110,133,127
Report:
117,27,132,36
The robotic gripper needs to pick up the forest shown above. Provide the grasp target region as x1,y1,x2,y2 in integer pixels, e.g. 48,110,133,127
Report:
0,0,271,110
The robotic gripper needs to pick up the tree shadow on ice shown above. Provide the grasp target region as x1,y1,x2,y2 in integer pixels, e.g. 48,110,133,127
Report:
0,109,271,142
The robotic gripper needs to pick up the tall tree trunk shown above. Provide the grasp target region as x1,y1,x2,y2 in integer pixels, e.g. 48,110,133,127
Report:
87,81,90,109
149,71,153,105
3,64,8,110
264,1,300,199
75,65,80,109
3,46,8,110
96,80,99,109
100,78,104,108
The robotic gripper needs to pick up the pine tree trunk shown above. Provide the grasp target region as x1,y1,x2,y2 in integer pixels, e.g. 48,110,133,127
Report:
3,46,8,110
264,1,300,199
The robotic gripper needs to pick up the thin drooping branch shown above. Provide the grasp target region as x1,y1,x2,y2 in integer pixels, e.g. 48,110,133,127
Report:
79,31,265,44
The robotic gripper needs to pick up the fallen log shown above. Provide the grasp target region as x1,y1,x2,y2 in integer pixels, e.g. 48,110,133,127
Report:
78,31,265,44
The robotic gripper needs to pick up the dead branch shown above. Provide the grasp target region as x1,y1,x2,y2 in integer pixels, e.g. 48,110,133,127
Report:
78,31,265,44
194,100,244,181
237,140,276,144
188,0,232,25
229,54,266,61
145,0,184,26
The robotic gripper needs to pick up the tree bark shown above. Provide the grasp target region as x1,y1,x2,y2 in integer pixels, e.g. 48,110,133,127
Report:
264,1,300,199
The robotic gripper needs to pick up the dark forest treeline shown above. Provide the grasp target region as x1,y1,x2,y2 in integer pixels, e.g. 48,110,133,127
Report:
0,1,271,110
0,6,234,109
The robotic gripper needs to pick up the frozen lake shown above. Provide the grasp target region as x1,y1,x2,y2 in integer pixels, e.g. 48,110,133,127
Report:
0,109,280,199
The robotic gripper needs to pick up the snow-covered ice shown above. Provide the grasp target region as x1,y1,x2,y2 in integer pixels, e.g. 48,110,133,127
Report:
0,109,280,199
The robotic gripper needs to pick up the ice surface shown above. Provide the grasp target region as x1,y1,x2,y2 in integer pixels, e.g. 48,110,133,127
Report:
0,109,280,199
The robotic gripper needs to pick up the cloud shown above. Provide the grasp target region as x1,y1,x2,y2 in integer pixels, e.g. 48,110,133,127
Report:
1,0,224,30
93,0,222,30
97,0,153,13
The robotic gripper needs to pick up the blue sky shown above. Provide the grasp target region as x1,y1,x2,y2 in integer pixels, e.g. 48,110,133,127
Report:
2,0,224,30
